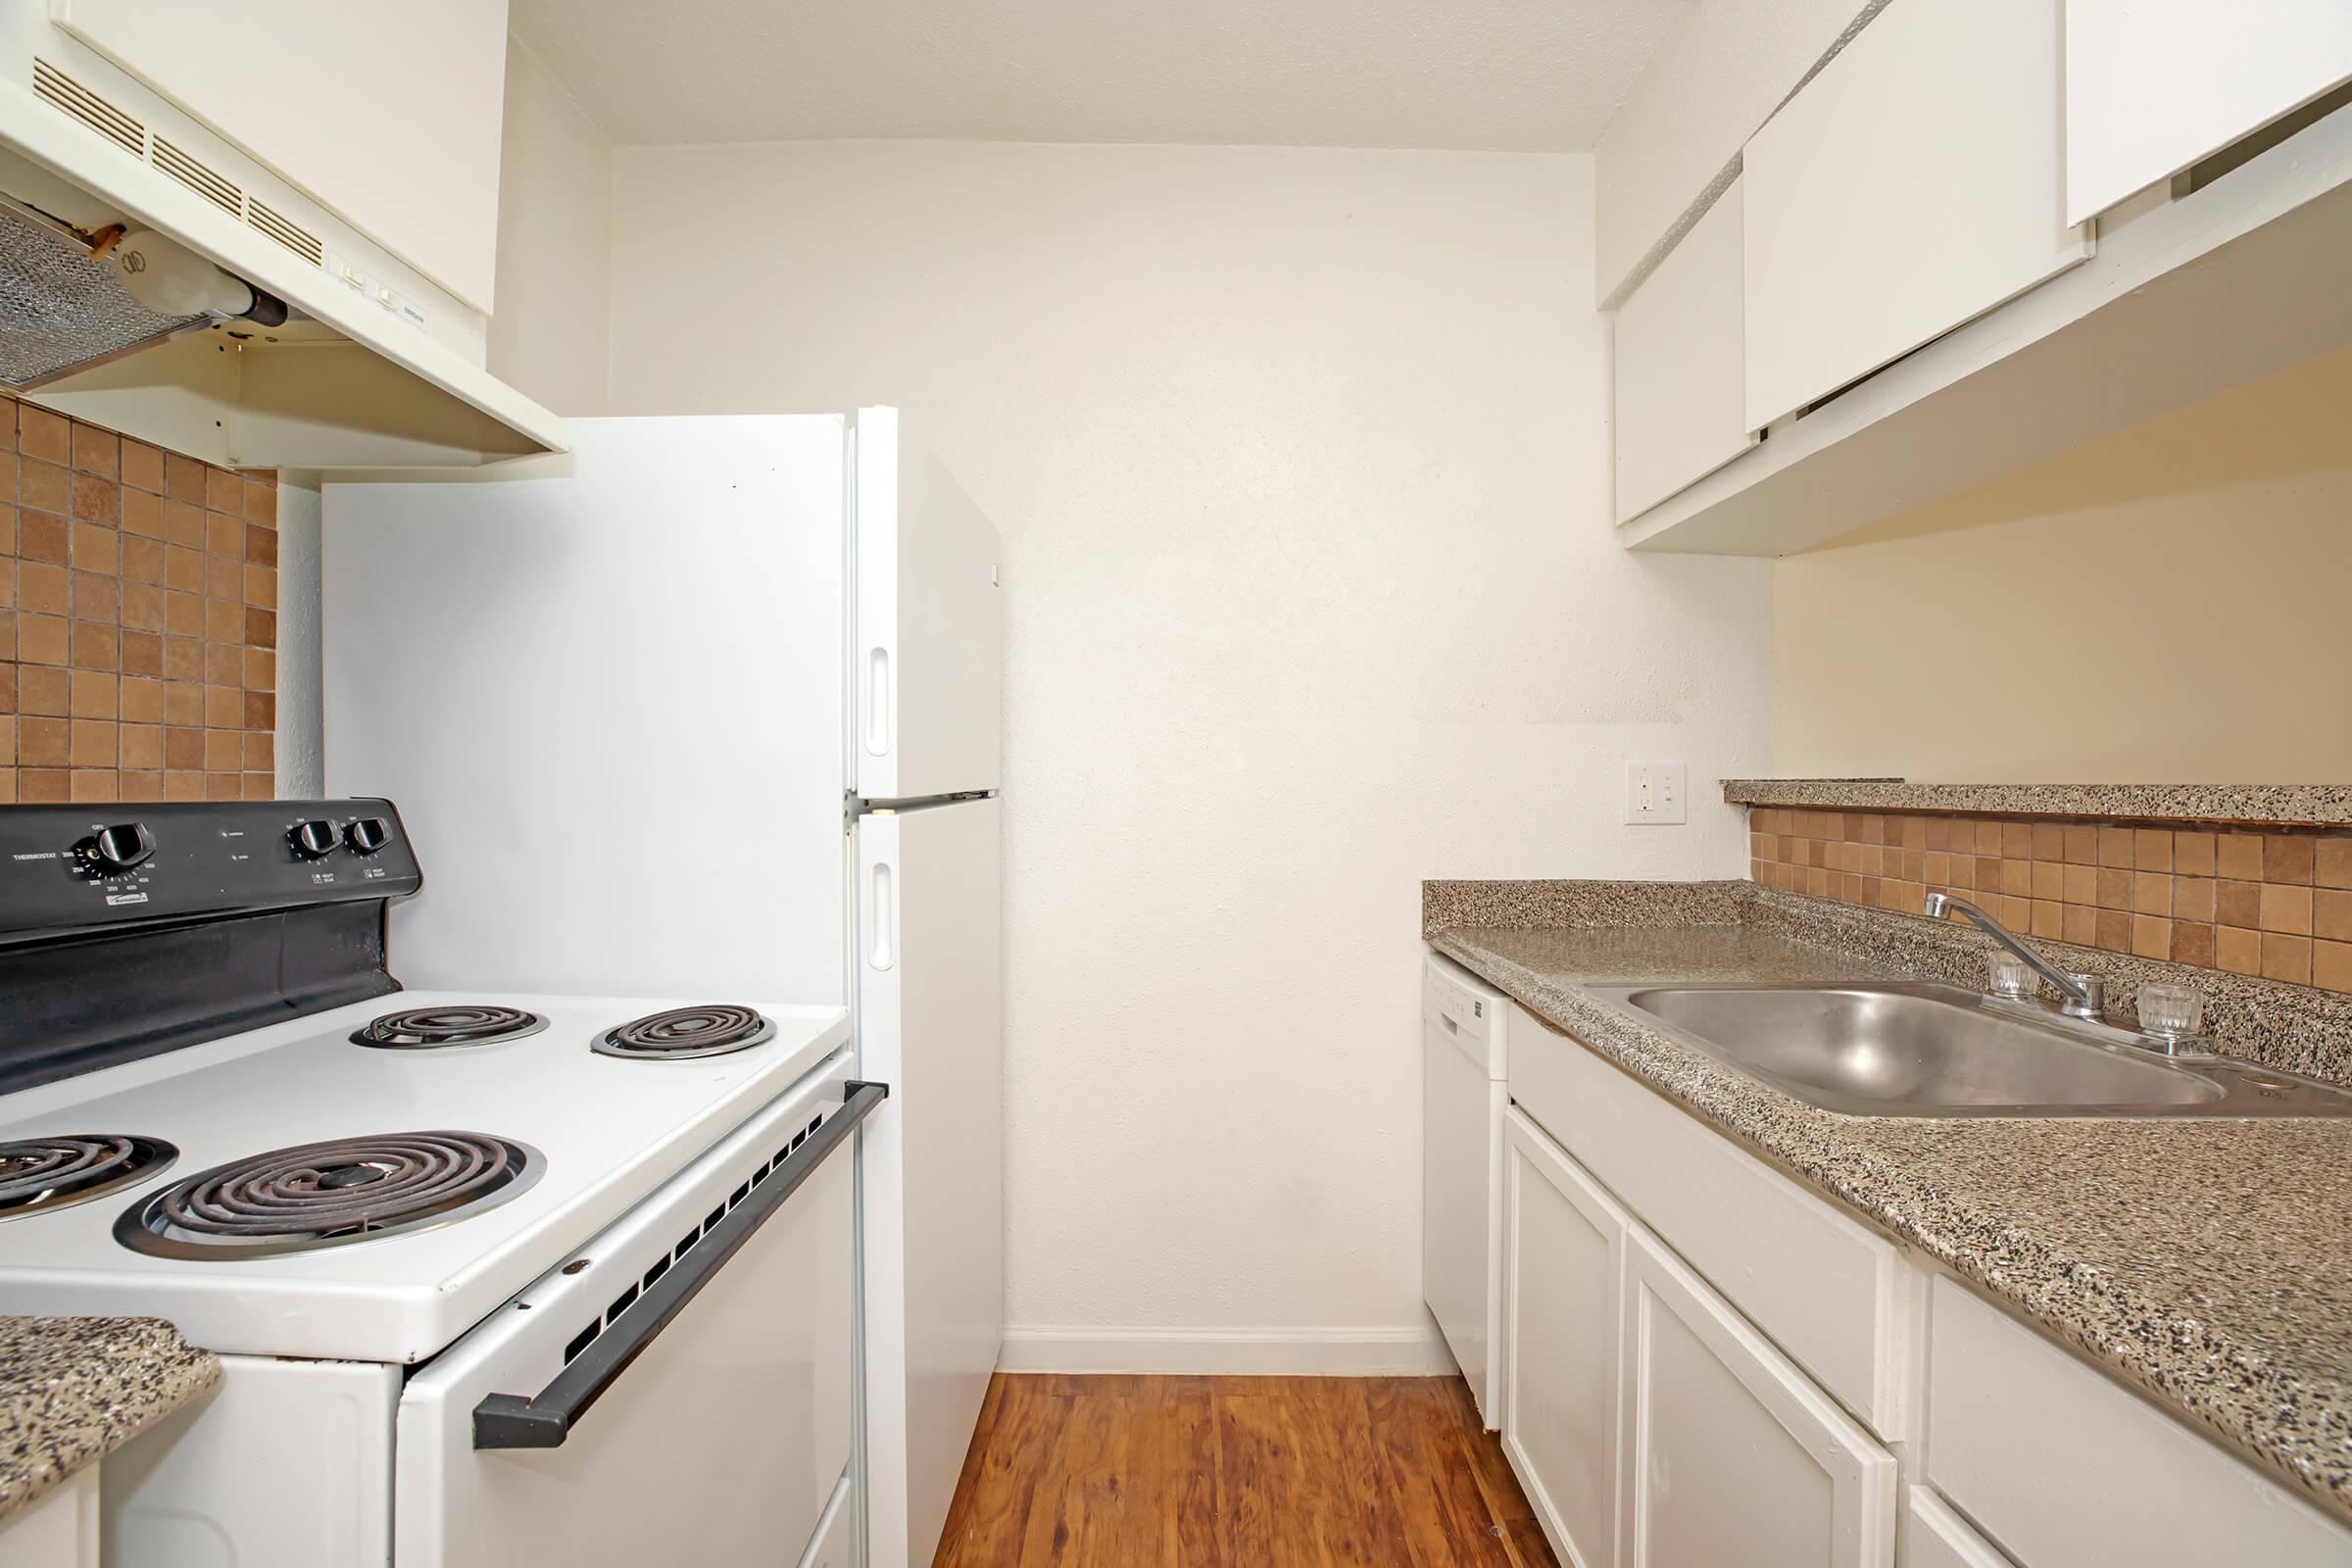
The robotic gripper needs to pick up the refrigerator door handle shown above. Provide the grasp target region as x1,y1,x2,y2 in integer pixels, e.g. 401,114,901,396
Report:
863,646,892,758
866,856,897,971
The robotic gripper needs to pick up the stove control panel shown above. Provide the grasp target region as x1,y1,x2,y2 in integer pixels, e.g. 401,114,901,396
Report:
0,799,422,946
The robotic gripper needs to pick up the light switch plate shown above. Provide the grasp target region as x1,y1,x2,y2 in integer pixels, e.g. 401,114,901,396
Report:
1625,761,1688,825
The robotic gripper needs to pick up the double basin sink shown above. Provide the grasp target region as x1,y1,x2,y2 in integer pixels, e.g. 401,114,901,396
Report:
1585,981,2352,1118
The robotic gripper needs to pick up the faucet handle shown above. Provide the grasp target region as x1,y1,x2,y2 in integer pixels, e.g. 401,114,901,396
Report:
1987,952,2036,999
2136,981,2202,1039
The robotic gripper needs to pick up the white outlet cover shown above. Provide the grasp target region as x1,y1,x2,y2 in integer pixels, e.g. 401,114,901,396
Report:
1625,761,1689,825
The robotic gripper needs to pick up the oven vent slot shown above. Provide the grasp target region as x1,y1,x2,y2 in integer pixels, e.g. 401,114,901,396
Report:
150,136,243,219
553,1102,831,1366
247,199,322,267
31,59,145,159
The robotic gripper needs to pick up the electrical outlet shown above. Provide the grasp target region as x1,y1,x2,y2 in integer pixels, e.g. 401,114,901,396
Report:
1625,761,1688,825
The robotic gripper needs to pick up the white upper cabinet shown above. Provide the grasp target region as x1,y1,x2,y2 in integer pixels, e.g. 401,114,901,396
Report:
1741,0,2091,428
2065,0,2352,224
1611,177,1756,523
52,0,510,313
1594,0,1874,304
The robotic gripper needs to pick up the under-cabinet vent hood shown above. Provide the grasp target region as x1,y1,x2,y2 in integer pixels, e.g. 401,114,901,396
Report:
0,23,566,469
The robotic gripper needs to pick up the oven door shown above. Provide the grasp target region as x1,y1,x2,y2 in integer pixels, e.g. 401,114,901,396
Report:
393,1056,869,1568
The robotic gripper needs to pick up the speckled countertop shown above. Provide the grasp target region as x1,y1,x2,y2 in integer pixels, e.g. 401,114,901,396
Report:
1426,880,2352,1525
0,1317,217,1525
1721,777,2352,826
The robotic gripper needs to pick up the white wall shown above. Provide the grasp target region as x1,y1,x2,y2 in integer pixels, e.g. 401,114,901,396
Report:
273,479,324,796
485,38,612,416
608,140,1772,1367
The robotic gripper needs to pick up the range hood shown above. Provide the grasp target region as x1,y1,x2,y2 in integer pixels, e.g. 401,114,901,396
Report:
0,23,566,469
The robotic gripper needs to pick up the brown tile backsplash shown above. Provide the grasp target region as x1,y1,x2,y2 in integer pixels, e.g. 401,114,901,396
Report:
1,393,276,807
1749,806,2352,998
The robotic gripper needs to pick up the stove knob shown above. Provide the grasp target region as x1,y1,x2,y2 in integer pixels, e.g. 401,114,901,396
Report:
80,821,156,873
344,817,391,856
288,819,339,859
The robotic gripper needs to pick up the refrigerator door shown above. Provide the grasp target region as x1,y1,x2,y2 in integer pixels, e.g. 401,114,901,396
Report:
321,416,850,1003
853,408,1002,802
856,795,1004,1568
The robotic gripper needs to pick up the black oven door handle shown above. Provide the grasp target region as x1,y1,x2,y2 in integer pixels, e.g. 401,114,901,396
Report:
471,1078,888,1450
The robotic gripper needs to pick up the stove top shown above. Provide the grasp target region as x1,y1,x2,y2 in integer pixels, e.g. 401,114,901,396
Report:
0,990,849,1362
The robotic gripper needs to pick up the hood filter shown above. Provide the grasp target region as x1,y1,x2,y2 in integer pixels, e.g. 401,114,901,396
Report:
0,200,207,389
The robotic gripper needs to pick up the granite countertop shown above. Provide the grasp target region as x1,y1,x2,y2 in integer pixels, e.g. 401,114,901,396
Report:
1721,777,2352,827
1426,880,2352,1526
0,1317,218,1526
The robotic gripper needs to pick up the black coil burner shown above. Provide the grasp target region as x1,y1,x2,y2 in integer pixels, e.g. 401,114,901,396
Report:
0,1135,177,1220
593,1004,777,1061
114,1130,543,1258
351,1004,548,1050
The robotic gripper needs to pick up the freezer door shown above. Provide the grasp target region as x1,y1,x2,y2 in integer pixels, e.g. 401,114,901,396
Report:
322,416,849,1002
853,408,1002,801
856,797,1004,1568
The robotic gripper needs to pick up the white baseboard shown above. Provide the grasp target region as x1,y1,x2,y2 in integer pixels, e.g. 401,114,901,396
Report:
997,1323,1457,1377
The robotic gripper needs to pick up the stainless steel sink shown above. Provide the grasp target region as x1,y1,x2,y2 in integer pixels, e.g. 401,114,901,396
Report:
1584,981,2352,1118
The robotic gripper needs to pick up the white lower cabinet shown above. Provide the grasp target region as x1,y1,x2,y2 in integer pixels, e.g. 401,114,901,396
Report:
1501,1108,1628,1568
1620,1228,1895,1567
1901,1486,2014,1568
1496,1024,2352,1568
796,1474,854,1568
0,1469,99,1568
1924,1277,2352,1567
1500,1105,1896,1568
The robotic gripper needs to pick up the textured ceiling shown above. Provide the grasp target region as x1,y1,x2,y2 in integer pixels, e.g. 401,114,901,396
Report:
508,0,1685,150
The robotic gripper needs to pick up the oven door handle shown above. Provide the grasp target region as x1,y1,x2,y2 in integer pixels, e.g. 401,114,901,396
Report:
471,1078,888,1450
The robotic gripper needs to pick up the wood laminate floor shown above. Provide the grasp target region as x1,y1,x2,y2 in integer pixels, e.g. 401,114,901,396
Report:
931,1374,1560,1567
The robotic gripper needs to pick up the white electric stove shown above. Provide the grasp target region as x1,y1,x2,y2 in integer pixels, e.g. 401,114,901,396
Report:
0,800,870,1568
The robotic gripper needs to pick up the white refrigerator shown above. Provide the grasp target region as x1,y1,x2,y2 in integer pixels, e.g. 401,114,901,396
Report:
320,411,1002,1568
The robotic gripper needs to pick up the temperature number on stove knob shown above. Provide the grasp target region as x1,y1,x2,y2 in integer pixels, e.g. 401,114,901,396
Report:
76,821,156,875
287,819,339,860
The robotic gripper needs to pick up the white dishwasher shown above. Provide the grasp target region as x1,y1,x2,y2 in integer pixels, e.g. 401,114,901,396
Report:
1422,950,1512,1428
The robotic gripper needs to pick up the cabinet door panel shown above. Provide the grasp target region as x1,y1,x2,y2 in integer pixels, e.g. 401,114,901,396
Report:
1902,1486,2014,1568
1743,0,2090,427
2066,0,2352,224
1926,1276,2352,1567
1620,1229,1895,1568
1501,1109,1626,1568
54,0,510,311
1612,177,1757,523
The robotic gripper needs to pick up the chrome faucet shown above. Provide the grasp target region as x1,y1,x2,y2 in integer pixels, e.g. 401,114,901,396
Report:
1922,892,2106,1019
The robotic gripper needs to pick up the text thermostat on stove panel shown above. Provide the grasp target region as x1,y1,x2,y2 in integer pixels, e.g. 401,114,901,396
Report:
0,800,421,943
